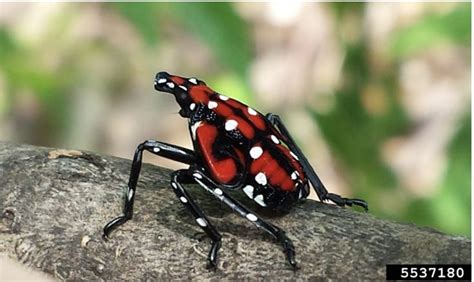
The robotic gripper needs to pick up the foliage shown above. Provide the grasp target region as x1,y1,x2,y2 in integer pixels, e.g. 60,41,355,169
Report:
0,27,72,144
405,115,471,235
313,3,470,236
391,3,471,57
112,3,251,78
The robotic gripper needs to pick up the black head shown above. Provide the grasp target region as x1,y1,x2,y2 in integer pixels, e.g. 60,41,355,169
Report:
154,71,206,118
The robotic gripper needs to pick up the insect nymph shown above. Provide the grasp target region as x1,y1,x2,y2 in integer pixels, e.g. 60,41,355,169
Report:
103,72,368,270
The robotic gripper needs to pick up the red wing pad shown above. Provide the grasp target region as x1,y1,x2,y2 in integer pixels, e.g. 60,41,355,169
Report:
276,144,306,180
196,122,243,184
231,116,255,139
249,143,298,192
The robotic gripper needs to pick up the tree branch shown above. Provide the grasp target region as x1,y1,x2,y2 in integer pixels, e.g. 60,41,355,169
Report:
0,142,470,280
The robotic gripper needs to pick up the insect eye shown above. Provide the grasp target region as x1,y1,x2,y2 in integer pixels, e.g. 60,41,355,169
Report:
179,92,187,100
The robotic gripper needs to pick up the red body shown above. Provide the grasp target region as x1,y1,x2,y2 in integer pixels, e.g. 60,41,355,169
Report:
163,74,310,209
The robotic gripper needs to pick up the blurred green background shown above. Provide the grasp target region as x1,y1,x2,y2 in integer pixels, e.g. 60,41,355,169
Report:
0,2,470,237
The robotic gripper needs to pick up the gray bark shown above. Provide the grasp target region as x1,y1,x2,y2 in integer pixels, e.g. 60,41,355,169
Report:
0,142,470,280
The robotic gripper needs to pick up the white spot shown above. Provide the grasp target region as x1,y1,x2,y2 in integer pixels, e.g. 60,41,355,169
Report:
249,146,263,159
290,151,299,160
255,172,267,186
166,82,175,88
291,171,298,180
219,95,229,101
225,119,238,131
246,213,258,222
214,188,223,195
128,189,134,200
157,78,167,84
270,135,280,144
81,235,91,247
243,185,254,199
171,182,177,189
189,103,196,111
208,101,218,109
298,189,304,199
179,196,188,203
188,78,198,84
196,218,207,227
254,194,267,207
193,173,203,179
179,85,187,91
247,107,257,116
191,121,203,140
152,147,161,153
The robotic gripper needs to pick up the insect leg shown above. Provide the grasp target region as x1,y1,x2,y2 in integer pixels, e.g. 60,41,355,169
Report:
103,140,197,239
265,113,368,211
170,169,222,270
191,170,298,270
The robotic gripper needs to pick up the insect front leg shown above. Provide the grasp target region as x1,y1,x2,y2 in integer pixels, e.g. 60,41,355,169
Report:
265,113,368,211
191,170,299,270
103,140,196,239
170,169,222,270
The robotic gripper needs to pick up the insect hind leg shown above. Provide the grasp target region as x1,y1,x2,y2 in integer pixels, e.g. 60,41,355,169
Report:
191,170,299,270
265,113,368,211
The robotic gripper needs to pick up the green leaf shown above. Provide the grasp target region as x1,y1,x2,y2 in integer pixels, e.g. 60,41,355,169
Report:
391,3,471,57
112,3,161,46
309,40,408,200
309,89,402,196
330,2,364,19
169,3,251,77
0,28,17,63
402,114,471,237
208,72,253,105
433,114,471,236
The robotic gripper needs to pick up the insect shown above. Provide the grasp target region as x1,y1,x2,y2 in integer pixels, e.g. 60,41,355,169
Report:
103,72,368,270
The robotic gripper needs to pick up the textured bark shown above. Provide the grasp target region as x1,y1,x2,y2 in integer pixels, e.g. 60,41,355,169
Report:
0,142,470,280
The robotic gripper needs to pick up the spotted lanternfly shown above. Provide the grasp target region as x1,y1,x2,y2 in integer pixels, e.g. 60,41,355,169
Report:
103,72,368,270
